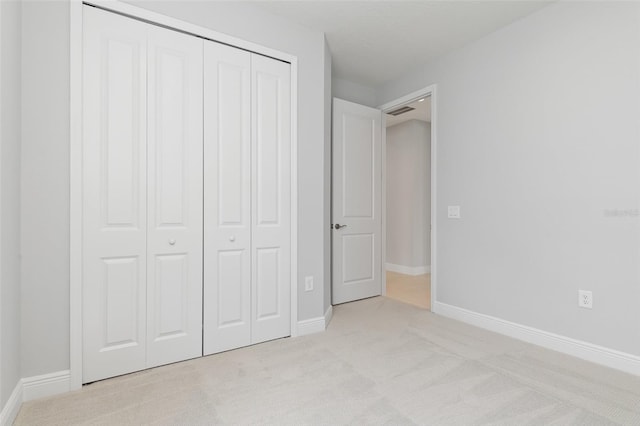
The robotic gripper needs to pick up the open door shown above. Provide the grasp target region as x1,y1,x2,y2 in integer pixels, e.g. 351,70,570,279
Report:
332,98,382,304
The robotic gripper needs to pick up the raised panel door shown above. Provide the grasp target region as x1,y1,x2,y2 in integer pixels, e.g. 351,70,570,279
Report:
203,41,252,355
332,98,382,305
82,6,148,383
251,54,291,344
146,25,203,367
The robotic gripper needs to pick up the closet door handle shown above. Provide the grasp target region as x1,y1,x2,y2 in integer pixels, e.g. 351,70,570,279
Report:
229,236,236,242
169,239,176,246
334,224,347,230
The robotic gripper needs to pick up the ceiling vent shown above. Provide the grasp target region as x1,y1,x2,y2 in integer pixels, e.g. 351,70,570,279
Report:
387,106,415,116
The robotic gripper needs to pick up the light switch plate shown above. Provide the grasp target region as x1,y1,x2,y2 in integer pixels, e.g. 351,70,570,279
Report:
448,205,461,219
305,276,314,292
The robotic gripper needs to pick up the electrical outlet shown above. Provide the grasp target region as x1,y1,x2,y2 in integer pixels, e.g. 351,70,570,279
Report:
448,205,461,219
305,276,314,292
578,290,593,309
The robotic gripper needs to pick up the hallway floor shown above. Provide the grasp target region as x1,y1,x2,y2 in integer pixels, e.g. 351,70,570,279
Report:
386,271,430,309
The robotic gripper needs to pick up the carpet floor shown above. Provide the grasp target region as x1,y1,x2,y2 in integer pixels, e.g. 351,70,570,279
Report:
14,297,640,425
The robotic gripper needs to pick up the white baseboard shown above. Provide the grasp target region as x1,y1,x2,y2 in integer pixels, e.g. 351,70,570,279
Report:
297,316,325,336
22,370,71,402
386,263,430,276
324,305,333,328
433,301,640,377
298,305,333,336
0,381,22,426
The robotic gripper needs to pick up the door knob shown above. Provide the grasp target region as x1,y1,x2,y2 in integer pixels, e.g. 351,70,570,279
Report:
334,224,347,230
169,239,176,245
229,236,236,242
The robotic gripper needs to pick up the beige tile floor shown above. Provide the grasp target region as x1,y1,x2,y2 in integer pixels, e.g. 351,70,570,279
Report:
385,271,431,309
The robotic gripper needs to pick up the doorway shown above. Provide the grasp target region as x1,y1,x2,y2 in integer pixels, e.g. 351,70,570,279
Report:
330,86,437,310
380,87,436,311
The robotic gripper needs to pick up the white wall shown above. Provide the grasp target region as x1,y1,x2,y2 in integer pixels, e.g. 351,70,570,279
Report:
378,1,640,356
332,77,377,107
1,0,22,408
19,0,331,379
386,120,430,271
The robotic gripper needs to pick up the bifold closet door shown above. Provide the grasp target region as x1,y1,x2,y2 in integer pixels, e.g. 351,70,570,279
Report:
251,55,291,345
146,24,203,368
83,6,203,382
203,45,291,354
203,41,252,355
82,6,149,383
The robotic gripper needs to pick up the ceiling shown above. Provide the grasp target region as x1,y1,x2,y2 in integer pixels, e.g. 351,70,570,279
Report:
386,96,431,128
248,1,552,87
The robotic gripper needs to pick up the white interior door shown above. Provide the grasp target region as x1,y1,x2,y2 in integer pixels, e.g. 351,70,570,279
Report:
203,41,252,355
146,25,203,367
82,6,148,383
332,98,382,305
251,54,291,344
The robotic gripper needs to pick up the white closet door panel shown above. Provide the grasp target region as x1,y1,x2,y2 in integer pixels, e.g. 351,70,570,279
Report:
82,6,148,383
146,25,203,367
203,42,252,355
251,54,291,344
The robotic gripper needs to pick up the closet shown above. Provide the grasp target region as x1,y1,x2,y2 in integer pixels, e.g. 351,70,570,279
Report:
82,6,291,383
203,43,291,355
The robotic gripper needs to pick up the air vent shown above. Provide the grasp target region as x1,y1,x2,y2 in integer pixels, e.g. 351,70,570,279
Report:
387,106,415,116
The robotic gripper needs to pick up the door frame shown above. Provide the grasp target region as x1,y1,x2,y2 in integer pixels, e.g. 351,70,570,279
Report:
378,85,437,310
69,0,299,389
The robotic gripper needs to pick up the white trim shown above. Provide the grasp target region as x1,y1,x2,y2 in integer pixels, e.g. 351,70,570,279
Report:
70,0,299,386
22,371,71,402
433,302,640,377
380,110,387,297
379,86,436,112
430,86,438,308
0,371,71,425
0,0,4,416
84,1,297,64
297,305,333,336
290,56,299,338
378,84,437,311
385,263,430,276
297,317,326,336
324,305,333,328
0,381,22,426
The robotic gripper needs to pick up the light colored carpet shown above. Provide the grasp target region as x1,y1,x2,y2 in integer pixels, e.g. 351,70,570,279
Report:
15,297,640,425
386,271,430,309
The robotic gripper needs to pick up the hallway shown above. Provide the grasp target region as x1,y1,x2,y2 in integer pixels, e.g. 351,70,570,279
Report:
386,271,430,310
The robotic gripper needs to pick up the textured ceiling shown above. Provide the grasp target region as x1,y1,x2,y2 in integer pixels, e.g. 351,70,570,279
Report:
248,1,552,87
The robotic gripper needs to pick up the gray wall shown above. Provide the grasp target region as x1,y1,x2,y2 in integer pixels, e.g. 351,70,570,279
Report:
386,120,431,269
332,77,377,107
1,0,22,407
378,1,640,355
21,1,70,378
19,0,331,378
